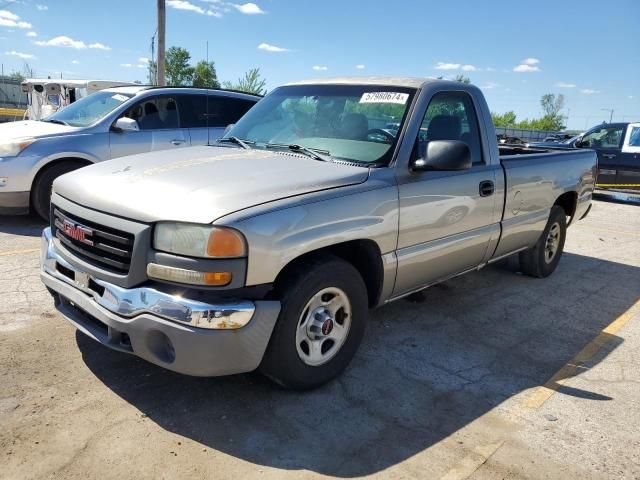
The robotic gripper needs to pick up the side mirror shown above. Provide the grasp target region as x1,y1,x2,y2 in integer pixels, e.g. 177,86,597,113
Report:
112,117,140,133
412,140,472,172
575,139,588,148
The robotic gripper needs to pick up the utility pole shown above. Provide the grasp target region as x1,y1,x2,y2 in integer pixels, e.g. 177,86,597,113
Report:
157,0,166,86
601,108,614,123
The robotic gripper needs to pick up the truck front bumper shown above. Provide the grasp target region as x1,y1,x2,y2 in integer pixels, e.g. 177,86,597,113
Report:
40,227,281,377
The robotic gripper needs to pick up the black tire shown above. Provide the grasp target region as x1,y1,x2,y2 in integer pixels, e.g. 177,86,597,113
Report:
260,255,368,390
519,206,567,278
32,162,85,221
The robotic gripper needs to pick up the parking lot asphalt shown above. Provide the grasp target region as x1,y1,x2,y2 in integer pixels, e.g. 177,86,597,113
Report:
0,196,639,480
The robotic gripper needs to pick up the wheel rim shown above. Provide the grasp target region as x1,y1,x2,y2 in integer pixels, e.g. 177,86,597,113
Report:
544,222,561,264
295,287,352,366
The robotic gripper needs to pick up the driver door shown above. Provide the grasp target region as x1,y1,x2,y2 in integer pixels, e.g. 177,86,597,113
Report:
579,124,625,186
109,95,189,159
394,91,499,296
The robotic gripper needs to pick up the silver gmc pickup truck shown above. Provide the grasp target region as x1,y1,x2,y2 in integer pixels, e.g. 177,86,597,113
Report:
40,77,597,389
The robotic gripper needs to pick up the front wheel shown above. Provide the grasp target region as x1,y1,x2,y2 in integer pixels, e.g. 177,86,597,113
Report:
32,162,84,220
519,206,567,278
260,256,368,389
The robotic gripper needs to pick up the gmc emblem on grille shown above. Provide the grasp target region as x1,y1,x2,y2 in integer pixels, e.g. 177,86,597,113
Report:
62,219,94,246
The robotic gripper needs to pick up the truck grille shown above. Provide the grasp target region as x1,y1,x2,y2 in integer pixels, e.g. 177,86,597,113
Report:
52,207,134,274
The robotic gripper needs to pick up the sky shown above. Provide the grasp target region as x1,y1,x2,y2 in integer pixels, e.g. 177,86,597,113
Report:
1,0,638,130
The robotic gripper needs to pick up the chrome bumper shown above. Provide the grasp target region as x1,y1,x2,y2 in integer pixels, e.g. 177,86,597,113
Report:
40,227,254,330
40,227,281,377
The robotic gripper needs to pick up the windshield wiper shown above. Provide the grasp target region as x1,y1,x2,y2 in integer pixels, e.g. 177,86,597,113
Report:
217,136,254,150
41,118,68,126
265,143,333,162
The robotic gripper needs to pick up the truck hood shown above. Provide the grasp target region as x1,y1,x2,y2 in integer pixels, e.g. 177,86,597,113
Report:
0,120,82,139
53,146,370,224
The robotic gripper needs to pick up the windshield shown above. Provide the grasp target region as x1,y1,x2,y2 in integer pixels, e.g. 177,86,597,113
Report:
223,84,416,165
45,91,133,127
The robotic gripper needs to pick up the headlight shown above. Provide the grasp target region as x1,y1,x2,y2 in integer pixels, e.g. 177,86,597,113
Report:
0,138,35,158
154,223,247,258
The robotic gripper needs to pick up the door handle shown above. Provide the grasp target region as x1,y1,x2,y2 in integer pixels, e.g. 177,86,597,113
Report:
602,154,617,159
479,180,494,197
171,139,185,146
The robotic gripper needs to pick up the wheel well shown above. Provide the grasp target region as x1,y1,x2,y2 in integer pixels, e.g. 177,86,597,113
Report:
553,191,578,224
30,158,92,200
272,240,384,308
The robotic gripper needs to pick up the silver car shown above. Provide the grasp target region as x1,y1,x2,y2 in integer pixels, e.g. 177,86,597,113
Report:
0,86,260,219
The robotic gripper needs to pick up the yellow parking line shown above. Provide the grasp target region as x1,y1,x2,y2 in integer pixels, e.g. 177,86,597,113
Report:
0,248,40,257
520,298,640,410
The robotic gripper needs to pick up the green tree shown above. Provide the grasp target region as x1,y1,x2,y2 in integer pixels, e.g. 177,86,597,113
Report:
8,70,25,82
192,60,220,88
223,68,267,95
165,47,194,86
454,74,471,84
491,111,517,127
147,59,158,85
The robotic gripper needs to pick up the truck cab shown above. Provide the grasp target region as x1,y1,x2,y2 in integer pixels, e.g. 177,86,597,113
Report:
576,122,640,188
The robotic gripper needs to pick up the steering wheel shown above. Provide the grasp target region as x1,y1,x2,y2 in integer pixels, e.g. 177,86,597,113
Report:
366,128,395,143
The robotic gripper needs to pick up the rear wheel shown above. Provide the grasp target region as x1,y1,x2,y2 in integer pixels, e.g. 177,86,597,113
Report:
32,161,85,221
260,256,368,390
519,206,567,278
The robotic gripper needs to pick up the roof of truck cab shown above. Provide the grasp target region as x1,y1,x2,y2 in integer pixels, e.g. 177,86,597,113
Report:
285,76,436,88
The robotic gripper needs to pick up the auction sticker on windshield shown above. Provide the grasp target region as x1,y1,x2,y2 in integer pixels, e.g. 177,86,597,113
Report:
359,92,409,104
111,94,129,102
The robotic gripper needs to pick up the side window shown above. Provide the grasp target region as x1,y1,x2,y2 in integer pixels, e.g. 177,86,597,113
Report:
417,91,483,165
177,94,207,128
123,96,180,130
629,127,640,147
207,96,256,127
582,126,624,149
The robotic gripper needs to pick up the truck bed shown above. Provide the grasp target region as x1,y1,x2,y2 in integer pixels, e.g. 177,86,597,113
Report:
491,147,597,259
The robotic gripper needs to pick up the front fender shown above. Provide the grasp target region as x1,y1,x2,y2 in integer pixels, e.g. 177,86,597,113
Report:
230,184,399,287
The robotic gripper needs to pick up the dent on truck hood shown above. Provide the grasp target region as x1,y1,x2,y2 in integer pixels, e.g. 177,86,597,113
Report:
53,146,370,224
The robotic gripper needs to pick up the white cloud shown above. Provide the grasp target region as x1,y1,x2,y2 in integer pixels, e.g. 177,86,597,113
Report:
629,95,635,100
257,42,289,52
514,57,541,72
485,67,496,72
26,31,37,37
0,10,19,21
207,9,222,17
481,82,499,90
138,57,149,64
435,62,478,71
35,35,111,50
36,4,48,10
232,3,265,14
435,62,460,70
356,64,365,70
513,64,540,72
555,82,576,88
167,0,205,14
580,89,600,95
0,10,32,29
88,42,110,50
71,59,79,64
5,50,36,59
312,65,328,71
120,63,133,67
